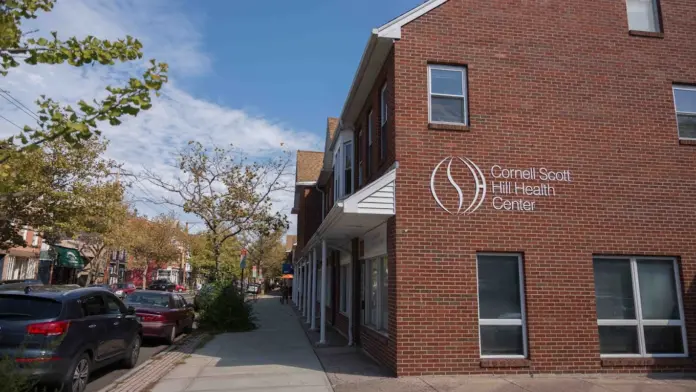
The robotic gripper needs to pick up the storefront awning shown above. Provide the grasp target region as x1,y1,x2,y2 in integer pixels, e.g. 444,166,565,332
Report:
54,246,86,269
304,166,396,252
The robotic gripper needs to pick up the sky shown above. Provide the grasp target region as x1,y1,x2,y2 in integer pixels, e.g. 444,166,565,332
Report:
0,0,424,235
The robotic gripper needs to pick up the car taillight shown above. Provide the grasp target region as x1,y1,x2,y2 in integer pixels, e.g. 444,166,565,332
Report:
139,314,165,322
26,321,70,336
15,357,60,363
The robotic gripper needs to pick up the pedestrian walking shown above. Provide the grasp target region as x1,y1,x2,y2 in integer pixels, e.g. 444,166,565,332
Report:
281,282,289,304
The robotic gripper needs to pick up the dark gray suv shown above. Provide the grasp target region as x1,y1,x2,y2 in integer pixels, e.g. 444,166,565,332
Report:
0,286,142,392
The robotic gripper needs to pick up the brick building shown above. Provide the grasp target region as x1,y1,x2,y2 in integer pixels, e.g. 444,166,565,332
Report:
292,0,696,376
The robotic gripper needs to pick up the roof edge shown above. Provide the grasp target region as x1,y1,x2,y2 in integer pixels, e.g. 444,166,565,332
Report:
375,0,448,39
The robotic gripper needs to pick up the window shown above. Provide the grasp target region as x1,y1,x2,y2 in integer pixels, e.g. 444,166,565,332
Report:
429,65,468,125
367,110,373,177
104,295,123,315
340,264,349,313
673,85,696,140
380,84,387,160
20,229,27,241
593,257,686,357
625,0,660,32
344,141,353,196
363,256,388,332
357,130,364,188
476,254,527,358
82,295,106,317
326,265,333,308
31,231,39,247
333,146,340,201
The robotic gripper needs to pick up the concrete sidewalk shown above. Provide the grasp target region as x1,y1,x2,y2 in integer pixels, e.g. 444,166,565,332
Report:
150,296,332,392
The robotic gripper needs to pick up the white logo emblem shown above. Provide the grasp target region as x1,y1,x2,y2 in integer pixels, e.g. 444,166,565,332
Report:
430,157,487,215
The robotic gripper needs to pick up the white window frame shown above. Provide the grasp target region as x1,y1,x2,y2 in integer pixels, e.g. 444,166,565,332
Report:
333,146,340,201
673,85,696,141
31,231,39,247
594,256,688,358
343,140,353,196
380,84,387,160
363,256,388,335
428,64,468,126
625,0,661,33
21,229,28,241
476,253,527,359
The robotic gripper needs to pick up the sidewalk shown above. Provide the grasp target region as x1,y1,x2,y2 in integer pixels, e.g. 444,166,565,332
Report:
149,296,333,392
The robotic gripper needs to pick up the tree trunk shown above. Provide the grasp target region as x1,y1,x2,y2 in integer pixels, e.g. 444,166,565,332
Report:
213,243,221,279
142,264,148,289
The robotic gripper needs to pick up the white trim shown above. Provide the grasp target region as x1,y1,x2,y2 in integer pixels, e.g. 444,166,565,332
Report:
476,253,527,359
428,64,468,126
672,85,696,140
344,140,354,196
375,0,449,39
594,256,688,357
295,181,317,186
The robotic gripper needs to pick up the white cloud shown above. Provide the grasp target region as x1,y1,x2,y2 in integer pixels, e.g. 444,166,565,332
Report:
0,0,321,235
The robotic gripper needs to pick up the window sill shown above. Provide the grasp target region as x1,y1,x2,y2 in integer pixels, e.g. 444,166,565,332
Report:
362,324,390,340
601,357,692,367
428,123,470,132
679,139,696,145
628,30,664,39
480,358,530,368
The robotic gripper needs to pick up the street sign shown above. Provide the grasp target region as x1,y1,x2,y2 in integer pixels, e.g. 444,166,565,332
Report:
282,263,294,274
239,248,248,269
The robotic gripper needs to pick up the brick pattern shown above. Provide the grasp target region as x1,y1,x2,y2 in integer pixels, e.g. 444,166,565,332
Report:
390,0,696,376
102,334,207,392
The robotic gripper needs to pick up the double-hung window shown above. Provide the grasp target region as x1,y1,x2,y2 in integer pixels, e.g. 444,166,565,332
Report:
593,257,687,357
340,264,349,313
625,0,661,32
428,65,468,125
363,256,388,332
344,141,353,196
477,254,527,358
380,84,387,161
673,85,696,140
367,111,373,177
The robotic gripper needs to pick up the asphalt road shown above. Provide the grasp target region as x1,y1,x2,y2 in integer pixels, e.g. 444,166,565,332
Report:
85,293,197,392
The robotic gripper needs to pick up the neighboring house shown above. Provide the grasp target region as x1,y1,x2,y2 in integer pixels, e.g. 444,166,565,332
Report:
0,228,43,281
293,0,696,376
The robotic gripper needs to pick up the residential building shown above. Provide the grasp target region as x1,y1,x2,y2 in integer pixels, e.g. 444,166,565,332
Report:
292,0,696,376
0,228,42,281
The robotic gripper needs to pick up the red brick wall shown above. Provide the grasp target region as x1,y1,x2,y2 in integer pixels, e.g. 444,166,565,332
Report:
392,0,696,376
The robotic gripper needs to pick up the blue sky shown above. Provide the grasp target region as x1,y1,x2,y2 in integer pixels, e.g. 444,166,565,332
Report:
179,0,423,138
0,0,423,232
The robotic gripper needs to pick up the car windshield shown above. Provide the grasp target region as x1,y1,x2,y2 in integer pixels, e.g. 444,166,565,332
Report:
114,284,127,288
0,295,62,320
125,292,170,308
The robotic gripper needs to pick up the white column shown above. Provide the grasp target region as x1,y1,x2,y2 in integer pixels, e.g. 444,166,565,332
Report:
310,247,317,330
319,239,327,344
305,259,311,324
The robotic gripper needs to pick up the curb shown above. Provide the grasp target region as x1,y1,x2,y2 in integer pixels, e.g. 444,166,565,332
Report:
96,333,203,392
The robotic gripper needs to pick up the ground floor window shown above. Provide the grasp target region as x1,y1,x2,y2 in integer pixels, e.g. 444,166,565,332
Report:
157,269,179,284
476,253,527,358
340,264,349,313
326,265,332,308
593,256,687,357
363,256,388,332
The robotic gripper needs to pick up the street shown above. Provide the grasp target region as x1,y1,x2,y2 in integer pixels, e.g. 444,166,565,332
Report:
84,340,169,392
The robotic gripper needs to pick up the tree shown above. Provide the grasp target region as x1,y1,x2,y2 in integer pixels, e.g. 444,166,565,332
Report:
0,0,168,163
0,137,124,248
142,141,290,278
244,229,286,281
124,213,185,288
188,231,243,282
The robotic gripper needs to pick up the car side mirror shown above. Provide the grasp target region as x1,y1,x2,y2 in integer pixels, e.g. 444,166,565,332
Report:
127,306,136,315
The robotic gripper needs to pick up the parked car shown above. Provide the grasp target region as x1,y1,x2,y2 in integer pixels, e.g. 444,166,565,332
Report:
0,279,43,291
0,286,142,392
111,282,137,299
124,291,194,344
147,279,176,291
173,283,187,292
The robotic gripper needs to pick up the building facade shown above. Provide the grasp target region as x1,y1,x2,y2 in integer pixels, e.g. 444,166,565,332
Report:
292,0,696,376
0,228,43,281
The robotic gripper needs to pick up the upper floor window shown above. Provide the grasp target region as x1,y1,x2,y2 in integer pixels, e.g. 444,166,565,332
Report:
673,85,696,140
31,231,39,247
333,146,339,203
344,141,353,195
428,65,468,125
380,84,388,161
367,110,373,177
626,0,660,32
357,129,364,188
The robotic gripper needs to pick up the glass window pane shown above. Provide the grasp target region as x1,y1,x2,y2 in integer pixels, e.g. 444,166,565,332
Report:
598,326,640,354
431,96,465,124
644,326,684,354
593,259,635,320
637,260,680,320
370,260,378,326
678,114,696,139
626,0,659,32
381,258,388,331
480,325,523,356
430,69,463,95
478,255,521,319
674,88,696,113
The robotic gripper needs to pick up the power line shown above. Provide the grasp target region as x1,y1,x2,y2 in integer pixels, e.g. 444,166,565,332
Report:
0,113,24,132
0,90,40,123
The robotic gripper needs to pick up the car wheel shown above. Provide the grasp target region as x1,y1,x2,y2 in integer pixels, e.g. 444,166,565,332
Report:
165,325,177,345
63,353,90,392
122,334,141,369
